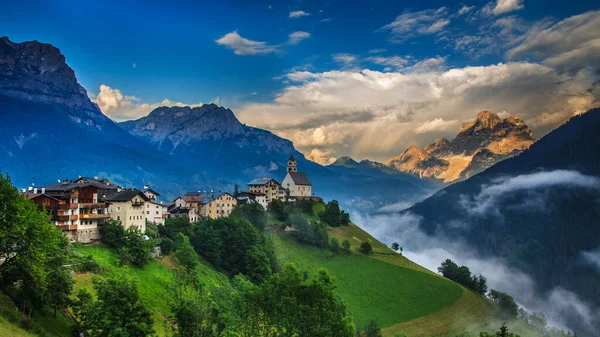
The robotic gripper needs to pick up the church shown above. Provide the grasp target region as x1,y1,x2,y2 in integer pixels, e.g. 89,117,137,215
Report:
281,155,313,197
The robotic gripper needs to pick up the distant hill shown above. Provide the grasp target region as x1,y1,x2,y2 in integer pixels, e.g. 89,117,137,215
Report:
405,108,600,336
386,111,535,182
0,36,434,207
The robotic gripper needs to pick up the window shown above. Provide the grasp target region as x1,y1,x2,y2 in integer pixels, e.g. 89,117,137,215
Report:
129,216,132,220
156,211,159,215
117,206,121,211
117,216,120,221
147,211,150,214
147,205,150,208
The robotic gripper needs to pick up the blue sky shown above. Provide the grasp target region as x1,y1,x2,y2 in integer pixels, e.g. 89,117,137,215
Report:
1,0,599,162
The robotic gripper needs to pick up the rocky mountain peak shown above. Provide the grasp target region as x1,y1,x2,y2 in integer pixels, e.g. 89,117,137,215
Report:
0,36,99,115
424,137,450,156
331,156,358,166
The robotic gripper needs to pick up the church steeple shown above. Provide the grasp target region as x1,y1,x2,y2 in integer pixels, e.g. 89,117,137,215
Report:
287,155,297,172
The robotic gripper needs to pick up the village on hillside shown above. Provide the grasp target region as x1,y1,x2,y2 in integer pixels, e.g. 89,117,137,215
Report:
21,155,321,243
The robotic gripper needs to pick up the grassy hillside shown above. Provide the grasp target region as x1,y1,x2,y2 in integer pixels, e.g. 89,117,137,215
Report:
272,223,505,336
0,292,72,337
71,244,227,336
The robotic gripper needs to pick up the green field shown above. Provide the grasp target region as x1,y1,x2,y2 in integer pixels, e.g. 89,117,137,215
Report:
271,232,464,330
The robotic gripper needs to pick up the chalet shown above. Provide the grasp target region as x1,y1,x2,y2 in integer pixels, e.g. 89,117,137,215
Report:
247,177,281,203
26,181,111,243
142,185,161,201
235,191,268,208
102,189,149,232
282,156,312,197
198,191,238,219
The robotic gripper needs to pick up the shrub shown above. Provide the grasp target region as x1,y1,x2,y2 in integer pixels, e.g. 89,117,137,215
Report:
359,241,373,254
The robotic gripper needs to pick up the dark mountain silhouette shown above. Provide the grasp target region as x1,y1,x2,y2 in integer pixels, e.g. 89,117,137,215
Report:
404,108,600,336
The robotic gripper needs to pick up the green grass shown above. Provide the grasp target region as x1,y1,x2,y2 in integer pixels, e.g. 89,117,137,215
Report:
0,292,71,337
0,316,35,337
72,244,227,336
271,232,463,330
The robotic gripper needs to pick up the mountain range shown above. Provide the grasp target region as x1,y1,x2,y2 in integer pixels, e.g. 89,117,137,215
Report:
0,36,433,207
403,108,600,336
330,110,536,184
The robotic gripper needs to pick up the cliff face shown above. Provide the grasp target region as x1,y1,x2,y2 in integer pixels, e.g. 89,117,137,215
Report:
0,36,100,116
386,111,535,182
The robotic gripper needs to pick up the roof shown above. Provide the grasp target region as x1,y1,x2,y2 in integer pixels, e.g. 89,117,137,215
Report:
24,193,61,202
102,189,149,202
74,177,120,190
147,200,166,207
181,195,204,203
143,188,161,196
200,191,234,204
248,176,279,186
289,155,296,161
287,172,311,186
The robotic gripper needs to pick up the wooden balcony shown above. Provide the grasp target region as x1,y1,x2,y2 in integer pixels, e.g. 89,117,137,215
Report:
57,214,78,221
80,213,110,219
57,224,78,231
131,200,144,207
59,203,78,210
79,202,107,209
69,192,79,198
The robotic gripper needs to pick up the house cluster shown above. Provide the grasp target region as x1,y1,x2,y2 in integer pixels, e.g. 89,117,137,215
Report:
23,176,168,243
22,155,318,243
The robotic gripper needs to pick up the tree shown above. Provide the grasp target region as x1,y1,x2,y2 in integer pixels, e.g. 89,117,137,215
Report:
359,241,373,254
479,323,520,337
192,217,276,283
391,242,400,251
226,264,355,336
175,233,198,269
340,210,351,226
162,216,194,239
100,219,127,247
474,274,488,295
0,173,71,317
45,267,74,317
126,227,152,267
360,320,383,337
73,272,154,337
488,289,518,320
342,240,351,253
321,200,342,227
330,238,340,254
230,202,267,231
268,199,286,221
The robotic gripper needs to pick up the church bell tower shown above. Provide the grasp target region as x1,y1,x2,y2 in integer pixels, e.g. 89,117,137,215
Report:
287,155,297,172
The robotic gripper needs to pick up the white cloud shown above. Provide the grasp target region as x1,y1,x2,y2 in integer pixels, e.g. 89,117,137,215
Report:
237,60,598,161
268,5,272,9
378,7,451,42
289,10,309,18
320,18,332,22
332,53,357,65
507,10,600,73
351,210,599,334
215,31,278,55
415,118,459,134
581,248,600,272
288,31,311,45
458,5,475,15
493,0,524,15
368,48,387,54
366,56,410,70
132,63,137,69
305,148,337,165
460,170,600,215
91,84,205,122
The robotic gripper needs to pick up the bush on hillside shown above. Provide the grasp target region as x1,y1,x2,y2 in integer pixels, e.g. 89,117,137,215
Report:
321,200,342,227
175,233,198,270
230,202,267,231
101,221,152,267
359,241,373,254
290,213,329,248
488,289,518,320
358,320,382,337
437,259,487,295
175,264,356,336
161,216,194,239
191,217,277,283
342,240,351,254
72,272,154,337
